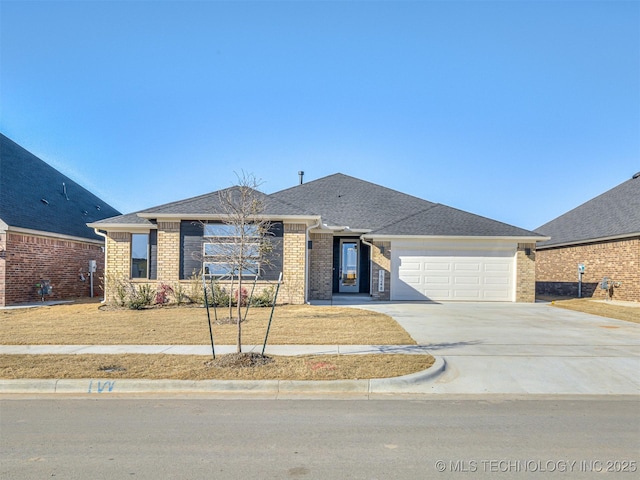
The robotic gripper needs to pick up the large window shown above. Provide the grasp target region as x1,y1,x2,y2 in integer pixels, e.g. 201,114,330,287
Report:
131,233,149,278
203,223,261,277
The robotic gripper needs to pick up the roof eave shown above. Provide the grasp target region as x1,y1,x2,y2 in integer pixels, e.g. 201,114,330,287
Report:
537,232,640,249
136,213,321,224
87,222,157,231
3,225,106,244
362,234,550,242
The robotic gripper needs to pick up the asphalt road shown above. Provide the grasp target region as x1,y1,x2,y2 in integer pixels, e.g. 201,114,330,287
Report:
1,395,638,479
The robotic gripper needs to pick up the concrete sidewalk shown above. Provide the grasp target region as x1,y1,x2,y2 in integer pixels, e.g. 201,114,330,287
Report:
0,344,431,356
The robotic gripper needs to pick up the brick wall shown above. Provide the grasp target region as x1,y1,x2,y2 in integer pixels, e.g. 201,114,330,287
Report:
515,243,536,303
370,241,391,301
0,233,6,306
104,231,131,302
157,222,180,281
308,232,333,300
1,232,105,306
281,223,306,304
536,237,639,302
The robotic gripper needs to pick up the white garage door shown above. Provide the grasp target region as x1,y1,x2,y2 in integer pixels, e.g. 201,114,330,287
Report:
392,247,515,301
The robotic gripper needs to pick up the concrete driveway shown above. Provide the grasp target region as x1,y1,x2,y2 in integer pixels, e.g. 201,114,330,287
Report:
353,301,640,395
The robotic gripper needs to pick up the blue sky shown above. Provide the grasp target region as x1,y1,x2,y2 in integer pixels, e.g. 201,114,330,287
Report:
1,0,638,230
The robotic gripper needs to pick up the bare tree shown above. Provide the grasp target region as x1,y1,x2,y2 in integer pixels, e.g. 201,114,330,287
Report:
203,172,272,353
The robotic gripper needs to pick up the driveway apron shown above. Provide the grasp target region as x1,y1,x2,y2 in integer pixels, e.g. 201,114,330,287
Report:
351,302,640,395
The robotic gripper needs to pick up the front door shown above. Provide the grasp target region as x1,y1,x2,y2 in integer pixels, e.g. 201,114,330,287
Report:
339,240,359,293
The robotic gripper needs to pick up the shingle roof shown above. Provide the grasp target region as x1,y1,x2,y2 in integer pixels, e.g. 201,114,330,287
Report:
271,173,541,237
371,204,540,237
138,186,307,217
0,134,121,241
94,172,542,239
535,173,640,247
269,173,437,230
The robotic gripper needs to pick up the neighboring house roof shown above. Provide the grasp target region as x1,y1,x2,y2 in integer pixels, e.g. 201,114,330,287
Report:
93,172,542,240
535,173,640,248
0,133,121,241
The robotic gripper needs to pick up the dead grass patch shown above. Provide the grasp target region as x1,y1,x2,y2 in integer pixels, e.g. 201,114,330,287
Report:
0,302,415,345
539,296,639,324
0,353,434,381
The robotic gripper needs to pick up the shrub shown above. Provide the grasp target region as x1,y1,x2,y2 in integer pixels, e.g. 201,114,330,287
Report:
234,287,249,307
210,283,230,307
128,284,154,310
250,286,275,307
173,282,188,306
155,283,174,305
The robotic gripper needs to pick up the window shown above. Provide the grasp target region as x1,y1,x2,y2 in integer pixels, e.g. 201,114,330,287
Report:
203,223,261,277
203,224,259,237
131,233,149,278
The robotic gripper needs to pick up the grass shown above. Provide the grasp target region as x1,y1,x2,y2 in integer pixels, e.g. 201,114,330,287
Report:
0,353,434,380
0,301,416,345
0,300,427,380
539,296,640,324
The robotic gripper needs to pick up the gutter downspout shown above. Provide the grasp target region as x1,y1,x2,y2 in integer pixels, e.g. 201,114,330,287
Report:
305,219,321,304
93,228,108,303
360,235,374,298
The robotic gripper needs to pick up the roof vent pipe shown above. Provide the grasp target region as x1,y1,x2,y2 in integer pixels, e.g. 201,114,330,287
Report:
298,171,304,185
633,172,640,180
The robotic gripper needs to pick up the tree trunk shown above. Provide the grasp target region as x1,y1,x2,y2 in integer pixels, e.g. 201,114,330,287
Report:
236,276,242,353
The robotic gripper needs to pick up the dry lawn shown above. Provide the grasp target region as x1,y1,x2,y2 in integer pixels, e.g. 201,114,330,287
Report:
0,301,415,345
541,297,640,324
0,353,434,380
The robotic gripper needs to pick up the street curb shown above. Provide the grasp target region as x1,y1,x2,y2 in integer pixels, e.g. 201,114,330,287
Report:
0,357,446,395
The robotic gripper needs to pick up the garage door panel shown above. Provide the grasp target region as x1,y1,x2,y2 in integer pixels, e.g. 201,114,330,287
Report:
426,276,451,284
485,263,510,272
393,247,514,302
425,262,450,271
484,277,509,285
454,263,481,271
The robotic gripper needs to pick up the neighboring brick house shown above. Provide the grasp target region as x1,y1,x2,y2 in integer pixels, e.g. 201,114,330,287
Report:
90,173,546,304
0,134,121,306
535,173,640,303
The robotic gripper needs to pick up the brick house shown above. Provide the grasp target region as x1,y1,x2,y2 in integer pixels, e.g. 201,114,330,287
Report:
0,134,121,306
535,173,640,303
89,173,547,304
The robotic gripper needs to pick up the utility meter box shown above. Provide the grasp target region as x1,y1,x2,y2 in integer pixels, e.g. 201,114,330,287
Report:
578,264,585,274
89,260,97,273
601,277,609,290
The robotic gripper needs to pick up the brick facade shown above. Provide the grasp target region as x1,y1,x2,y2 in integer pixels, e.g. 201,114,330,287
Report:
98,222,544,305
308,232,333,300
0,231,105,306
157,222,180,281
0,233,6,306
281,223,307,304
370,241,391,301
515,243,536,302
536,237,639,302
